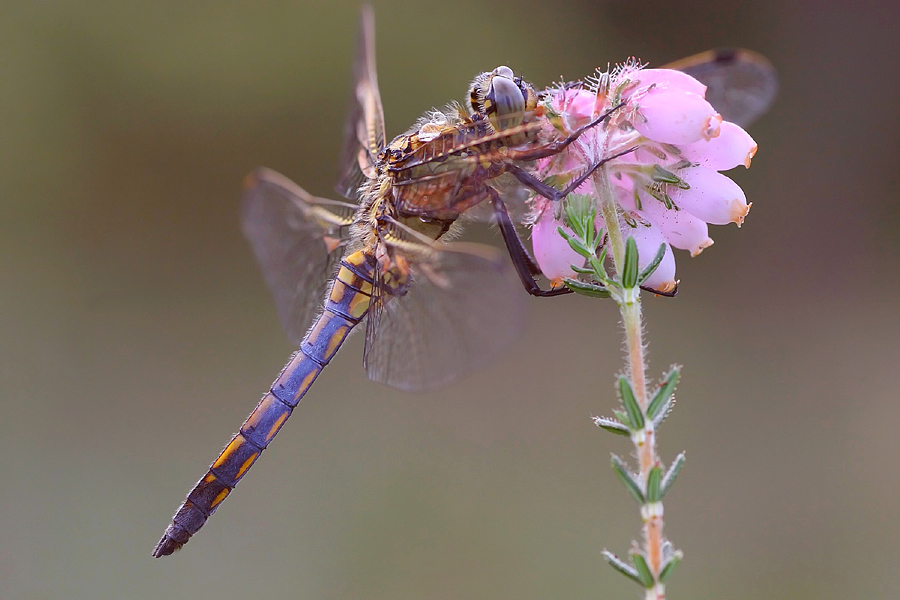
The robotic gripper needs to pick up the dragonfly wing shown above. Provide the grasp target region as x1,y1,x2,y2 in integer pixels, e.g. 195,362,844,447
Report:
335,5,386,199
242,168,355,345
364,242,526,392
667,48,778,127
457,174,535,224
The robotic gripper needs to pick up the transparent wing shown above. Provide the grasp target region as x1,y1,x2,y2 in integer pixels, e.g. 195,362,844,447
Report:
335,5,386,199
364,242,526,392
666,48,778,127
457,174,536,224
242,167,356,345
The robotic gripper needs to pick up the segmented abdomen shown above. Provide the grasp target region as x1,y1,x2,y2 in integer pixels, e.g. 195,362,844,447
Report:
152,250,375,557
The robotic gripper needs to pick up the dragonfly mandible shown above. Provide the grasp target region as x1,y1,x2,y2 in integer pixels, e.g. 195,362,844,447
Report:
152,8,776,557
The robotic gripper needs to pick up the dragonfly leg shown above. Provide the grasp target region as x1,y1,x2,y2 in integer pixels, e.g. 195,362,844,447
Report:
508,145,638,203
488,187,571,297
506,101,626,162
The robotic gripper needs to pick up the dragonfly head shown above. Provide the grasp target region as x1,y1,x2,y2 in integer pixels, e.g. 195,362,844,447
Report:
467,66,537,132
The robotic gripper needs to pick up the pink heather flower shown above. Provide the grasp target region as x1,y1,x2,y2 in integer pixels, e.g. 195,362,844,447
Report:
531,198,604,284
531,61,758,295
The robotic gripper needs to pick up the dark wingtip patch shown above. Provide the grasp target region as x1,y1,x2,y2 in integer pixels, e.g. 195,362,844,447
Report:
712,47,738,63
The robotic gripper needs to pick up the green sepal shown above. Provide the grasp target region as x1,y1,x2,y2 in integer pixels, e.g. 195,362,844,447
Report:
611,454,644,504
602,550,642,585
570,265,595,275
637,243,668,286
650,164,689,189
646,465,662,503
563,279,611,298
658,551,683,583
558,227,593,259
563,194,594,240
594,417,630,436
589,256,607,278
618,376,644,430
661,452,686,499
630,552,655,588
647,366,680,420
622,237,639,289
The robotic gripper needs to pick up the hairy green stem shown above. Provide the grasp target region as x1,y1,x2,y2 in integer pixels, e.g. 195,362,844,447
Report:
592,166,666,600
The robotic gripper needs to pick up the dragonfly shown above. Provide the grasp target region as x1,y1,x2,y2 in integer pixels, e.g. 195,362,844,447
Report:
152,8,777,557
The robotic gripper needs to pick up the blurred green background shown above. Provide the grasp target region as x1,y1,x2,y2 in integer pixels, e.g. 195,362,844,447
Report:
2,0,898,598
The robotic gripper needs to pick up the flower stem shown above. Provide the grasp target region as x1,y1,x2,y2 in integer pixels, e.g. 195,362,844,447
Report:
592,166,666,600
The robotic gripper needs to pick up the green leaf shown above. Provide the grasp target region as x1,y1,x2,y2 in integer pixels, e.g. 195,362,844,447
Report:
594,417,630,436
647,366,680,421
588,256,607,279
658,551,683,583
613,409,630,425
650,164,689,189
650,397,674,429
562,232,592,259
602,551,643,585
661,452,686,499
618,376,644,430
622,237,639,289
563,279,611,298
631,552,655,588
637,242,668,285
646,465,662,502
611,454,644,504
570,265,595,275
563,194,594,239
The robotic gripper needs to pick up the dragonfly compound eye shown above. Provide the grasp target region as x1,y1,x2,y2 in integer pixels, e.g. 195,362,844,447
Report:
485,68,526,132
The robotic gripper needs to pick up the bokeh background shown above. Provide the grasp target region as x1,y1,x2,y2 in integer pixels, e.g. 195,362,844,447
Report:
3,1,899,598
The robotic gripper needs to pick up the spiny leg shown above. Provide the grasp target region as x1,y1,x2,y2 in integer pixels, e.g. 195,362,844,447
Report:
488,187,571,298
508,145,638,203
506,101,626,162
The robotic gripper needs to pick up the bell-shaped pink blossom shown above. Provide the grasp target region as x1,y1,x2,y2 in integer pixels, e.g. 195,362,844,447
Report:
681,121,757,170
625,68,707,98
627,223,677,294
633,89,722,145
531,205,584,284
530,62,761,290
637,195,714,257
669,167,750,226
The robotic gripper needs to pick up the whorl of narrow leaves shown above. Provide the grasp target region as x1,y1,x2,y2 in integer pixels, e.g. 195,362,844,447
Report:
630,552,655,588
648,366,681,420
563,279,611,298
594,416,631,436
618,376,644,429
661,452,686,499
602,551,643,585
611,454,644,504
659,551,684,583
622,237,639,289
646,465,662,503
